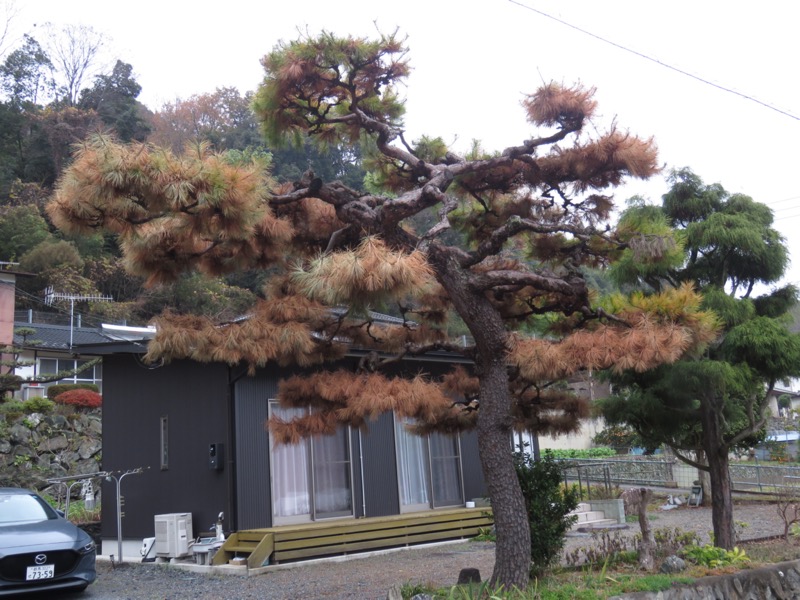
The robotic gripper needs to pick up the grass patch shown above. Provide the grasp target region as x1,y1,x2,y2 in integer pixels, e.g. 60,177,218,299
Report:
399,534,800,599
409,569,697,599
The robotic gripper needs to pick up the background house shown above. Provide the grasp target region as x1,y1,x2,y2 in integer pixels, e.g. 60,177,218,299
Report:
12,311,108,399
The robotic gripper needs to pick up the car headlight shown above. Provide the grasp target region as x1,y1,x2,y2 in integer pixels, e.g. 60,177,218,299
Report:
78,540,96,555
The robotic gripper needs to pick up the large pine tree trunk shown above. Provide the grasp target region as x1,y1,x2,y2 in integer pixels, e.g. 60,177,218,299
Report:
477,356,531,588
429,249,531,589
700,398,735,549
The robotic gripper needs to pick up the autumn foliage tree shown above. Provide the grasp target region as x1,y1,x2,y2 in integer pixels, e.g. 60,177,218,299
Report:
46,32,718,589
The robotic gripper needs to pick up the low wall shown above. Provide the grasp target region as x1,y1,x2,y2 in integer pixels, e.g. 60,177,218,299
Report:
611,560,800,599
0,408,102,491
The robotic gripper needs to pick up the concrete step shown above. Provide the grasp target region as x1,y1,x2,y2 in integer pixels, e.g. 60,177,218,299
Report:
574,519,628,533
568,502,628,533
571,510,606,524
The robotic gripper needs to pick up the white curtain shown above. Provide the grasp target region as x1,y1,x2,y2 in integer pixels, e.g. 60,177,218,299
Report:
394,417,430,507
430,432,463,507
271,405,311,518
312,429,352,515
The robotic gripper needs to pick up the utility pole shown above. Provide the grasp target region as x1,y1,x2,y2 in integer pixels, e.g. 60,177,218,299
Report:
44,287,112,348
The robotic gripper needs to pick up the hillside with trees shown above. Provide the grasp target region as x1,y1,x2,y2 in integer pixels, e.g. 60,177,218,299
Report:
0,22,364,324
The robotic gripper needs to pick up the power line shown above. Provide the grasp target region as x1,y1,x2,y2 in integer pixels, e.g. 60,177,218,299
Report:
508,0,800,122
766,195,800,207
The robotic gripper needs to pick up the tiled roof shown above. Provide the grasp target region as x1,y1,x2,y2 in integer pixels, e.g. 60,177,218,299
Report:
13,322,112,351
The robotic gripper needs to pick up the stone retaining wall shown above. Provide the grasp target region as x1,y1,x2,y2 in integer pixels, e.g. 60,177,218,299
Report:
0,408,102,491
612,560,800,599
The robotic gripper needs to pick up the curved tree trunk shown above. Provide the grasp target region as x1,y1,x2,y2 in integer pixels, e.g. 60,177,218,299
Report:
429,248,531,589
476,354,531,588
700,397,735,549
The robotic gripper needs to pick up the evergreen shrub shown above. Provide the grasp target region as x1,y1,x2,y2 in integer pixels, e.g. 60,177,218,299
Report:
514,450,580,576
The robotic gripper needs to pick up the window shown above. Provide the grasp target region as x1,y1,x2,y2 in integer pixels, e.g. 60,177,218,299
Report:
268,401,353,525
39,358,102,391
394,416,464,511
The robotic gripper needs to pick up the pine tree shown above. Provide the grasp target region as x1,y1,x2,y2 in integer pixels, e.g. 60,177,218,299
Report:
46,32,718,589
601,168,800,550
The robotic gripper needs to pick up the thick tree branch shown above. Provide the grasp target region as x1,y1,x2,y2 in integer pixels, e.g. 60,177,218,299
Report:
468,268,587,299
671,447,710,472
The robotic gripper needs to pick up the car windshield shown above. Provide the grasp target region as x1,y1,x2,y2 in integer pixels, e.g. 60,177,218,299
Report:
0,492,58,523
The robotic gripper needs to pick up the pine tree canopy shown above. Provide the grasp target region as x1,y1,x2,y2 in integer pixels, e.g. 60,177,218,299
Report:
46,31,720,588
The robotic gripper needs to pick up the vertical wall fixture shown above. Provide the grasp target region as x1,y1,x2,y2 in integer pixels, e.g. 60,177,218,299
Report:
160,416,169,470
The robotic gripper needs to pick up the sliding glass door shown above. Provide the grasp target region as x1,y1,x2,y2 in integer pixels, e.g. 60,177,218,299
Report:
394,416,464,511
269,402,353,524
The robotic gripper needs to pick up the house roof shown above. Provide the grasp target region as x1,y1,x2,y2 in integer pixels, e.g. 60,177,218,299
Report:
23,308,469,365
13,322,114,351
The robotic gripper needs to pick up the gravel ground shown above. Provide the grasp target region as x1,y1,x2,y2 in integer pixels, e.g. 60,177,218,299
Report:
66,501,789,600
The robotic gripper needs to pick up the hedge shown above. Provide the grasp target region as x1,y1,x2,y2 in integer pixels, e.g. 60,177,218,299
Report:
46,383,99,400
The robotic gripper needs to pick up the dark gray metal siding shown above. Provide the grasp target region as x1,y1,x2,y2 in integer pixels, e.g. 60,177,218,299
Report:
234,372,278,530
361,411,400,517
100,356,230,541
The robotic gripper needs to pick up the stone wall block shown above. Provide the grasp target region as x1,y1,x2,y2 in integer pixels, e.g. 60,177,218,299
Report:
78,439,101,460
37,434,69,453
8,423,31,444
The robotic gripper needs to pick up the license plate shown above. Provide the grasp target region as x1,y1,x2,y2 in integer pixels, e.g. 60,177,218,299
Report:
26,565,54,580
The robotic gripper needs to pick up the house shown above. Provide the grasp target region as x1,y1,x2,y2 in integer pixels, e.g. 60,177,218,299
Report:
76,331,488,559
12,311,110,399
2,266,487,561
2,264,108,399
766,386,800,418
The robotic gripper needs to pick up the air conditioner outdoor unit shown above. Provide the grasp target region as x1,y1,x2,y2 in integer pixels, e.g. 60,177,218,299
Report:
154,512,193,558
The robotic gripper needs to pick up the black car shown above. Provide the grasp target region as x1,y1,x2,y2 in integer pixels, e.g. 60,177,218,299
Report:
0,487,96,596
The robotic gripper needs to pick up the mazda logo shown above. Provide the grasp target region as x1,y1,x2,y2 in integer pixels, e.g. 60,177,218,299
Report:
34,554,47,565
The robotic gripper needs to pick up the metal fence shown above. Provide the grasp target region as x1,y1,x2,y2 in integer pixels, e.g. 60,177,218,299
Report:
557,456,800,497
559,457,675,487
730,462,800,494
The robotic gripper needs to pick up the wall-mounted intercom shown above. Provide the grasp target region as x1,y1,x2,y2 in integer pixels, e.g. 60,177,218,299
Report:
209,443,224,471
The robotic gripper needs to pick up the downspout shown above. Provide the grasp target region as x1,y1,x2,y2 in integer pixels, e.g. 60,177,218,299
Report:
227,365,249,532
358,429,366,517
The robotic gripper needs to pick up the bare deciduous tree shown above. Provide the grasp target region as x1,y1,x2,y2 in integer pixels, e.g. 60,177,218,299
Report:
41,22,105,105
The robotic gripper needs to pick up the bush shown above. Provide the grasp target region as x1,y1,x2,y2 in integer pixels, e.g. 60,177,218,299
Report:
46,383,99,401
681,543,749,568
0,400,25,415
23,397,55,414
514,450,580,576
54,389,102,409
547,447,617,459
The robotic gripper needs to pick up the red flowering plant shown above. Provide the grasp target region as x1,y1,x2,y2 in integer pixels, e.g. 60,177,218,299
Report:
54,389,102,409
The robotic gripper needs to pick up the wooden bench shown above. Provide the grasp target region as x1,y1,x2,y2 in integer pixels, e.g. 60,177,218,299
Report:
212,507,493,568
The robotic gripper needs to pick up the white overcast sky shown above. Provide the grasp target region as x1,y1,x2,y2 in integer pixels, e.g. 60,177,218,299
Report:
16,1,800,290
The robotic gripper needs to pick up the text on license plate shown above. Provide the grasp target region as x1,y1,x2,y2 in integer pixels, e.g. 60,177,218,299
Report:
26,565,54,580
